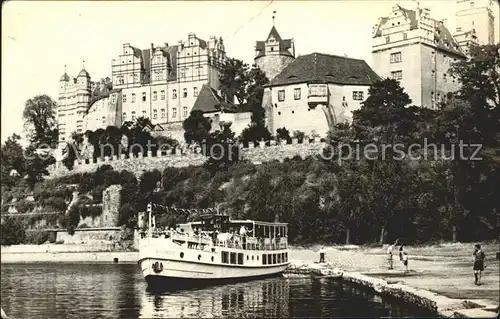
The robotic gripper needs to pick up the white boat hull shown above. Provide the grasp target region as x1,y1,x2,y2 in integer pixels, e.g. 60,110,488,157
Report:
138,237,290,284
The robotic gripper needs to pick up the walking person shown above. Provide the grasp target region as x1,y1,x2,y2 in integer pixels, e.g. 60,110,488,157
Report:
319,246,325,263
472,244,486,285
387,239,399,270
402,252,409,273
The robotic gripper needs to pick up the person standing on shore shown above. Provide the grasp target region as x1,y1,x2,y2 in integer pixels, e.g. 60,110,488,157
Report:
402,252,409,273
319,246,325,263
387,239,398,270
472,244,486,285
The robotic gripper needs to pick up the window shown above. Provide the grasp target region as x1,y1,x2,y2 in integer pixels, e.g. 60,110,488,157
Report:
353,91,364,100
172,108,177,118
230,252,237,264
403,33,407,40
129,74,134,83
153,109,158,119
390,52,402,63
111,94,116,104
142,92,147,102
161,90,165,100
456,27,462,32
222,251,229,263
102,116,106,125
183,88,187,98
273,254,277,264
133,74,139,82
118,76,124,85
342,96,348,107
262,254,267,265
123,112,127,120
195,66,201,76
183,106,188,117
391,70,403,80
180,68,186,78
385,36,390,43
267,254,272,265
194,87,198,97
132,111,136,120
172,89,177,99
155,71,162,81
237,253,244,265
309,85,327,96
161,108,166,118
153,91,157,101
123,94,127,103
278,90,285,102
294,88,301,100
131,93,136,103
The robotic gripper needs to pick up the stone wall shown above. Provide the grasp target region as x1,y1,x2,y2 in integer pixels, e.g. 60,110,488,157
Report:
55,228,122,245
47,137,327,178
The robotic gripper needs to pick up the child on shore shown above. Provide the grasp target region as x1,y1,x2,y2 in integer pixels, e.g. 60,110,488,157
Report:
472,244,486,285
402,252,409,273
319,247,325,263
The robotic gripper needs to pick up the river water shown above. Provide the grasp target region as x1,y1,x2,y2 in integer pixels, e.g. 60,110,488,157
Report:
1,263,436,318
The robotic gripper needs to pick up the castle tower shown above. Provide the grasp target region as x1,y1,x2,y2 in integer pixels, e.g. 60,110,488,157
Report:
254,12,295,81
57,62,92,144
372,5,467,109
455,0,499,46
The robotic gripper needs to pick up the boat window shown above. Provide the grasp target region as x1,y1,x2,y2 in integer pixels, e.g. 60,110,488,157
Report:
257,255,259,261
267,254,272,265
285,252,288,262
273,254,277,264
180,252,184,258
262,254,267,265
252,256,254,260
211,256,214,262
222,251,229,264
237,253,244,265
246,255,249,261
277,253,281,263
230,252,237,264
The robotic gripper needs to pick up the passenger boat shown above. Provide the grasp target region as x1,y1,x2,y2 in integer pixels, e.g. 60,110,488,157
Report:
137,204,290,286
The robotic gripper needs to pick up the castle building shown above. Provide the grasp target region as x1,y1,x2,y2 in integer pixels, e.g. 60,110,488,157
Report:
454,0,499,47
372,4,467,109
254,24,295,81
262,53,380,137
57,33,251,145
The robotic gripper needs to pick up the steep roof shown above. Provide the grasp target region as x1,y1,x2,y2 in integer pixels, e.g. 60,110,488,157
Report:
373,6,466,58
60,73,69,81
266,53,381,87
255,26,294,59
191,85,242,114
77,69,90,78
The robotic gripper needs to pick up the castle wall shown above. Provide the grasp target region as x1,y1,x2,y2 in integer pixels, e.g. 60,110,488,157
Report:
47,137,326,179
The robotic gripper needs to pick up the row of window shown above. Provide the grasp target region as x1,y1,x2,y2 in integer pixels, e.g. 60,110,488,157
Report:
116,87,199,104
385,33,408,44
121,107,188,121
277,88,364,102
262,253,288,265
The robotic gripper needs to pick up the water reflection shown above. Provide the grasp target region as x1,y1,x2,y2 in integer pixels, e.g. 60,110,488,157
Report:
2,263,436,319
138,278,290,318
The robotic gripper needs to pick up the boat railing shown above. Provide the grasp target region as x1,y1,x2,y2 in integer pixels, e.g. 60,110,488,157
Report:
216,235,287,250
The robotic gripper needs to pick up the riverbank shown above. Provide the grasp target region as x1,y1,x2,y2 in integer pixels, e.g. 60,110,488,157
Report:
287,242,499,318
2,242,498,317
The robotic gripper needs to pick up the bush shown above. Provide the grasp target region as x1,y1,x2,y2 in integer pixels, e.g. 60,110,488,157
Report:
1,217,26,245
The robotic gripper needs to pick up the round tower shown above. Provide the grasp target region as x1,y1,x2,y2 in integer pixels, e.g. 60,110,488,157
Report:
254,13,295,81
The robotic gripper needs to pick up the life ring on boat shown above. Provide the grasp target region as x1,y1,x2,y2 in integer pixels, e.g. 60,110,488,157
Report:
152,261,163,273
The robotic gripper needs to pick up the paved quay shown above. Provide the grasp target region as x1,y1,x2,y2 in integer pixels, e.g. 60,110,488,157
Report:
287,242,499,318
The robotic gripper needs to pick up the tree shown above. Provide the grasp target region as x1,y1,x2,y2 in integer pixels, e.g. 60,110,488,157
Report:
449,44,500,146
183,110,211,144
204,123,240,175
245,65,269,125
276,127,291,141
23,95,58,147
219,58,249,104
1,134,25,187
352,78,412,142
0,217,26,245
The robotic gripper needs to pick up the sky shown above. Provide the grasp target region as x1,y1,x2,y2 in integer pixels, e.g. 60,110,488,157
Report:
1,0,468,145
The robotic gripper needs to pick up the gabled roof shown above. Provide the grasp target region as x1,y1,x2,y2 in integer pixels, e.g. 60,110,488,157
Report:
255,26,294,59
266,53,381,87
191,85,242,113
